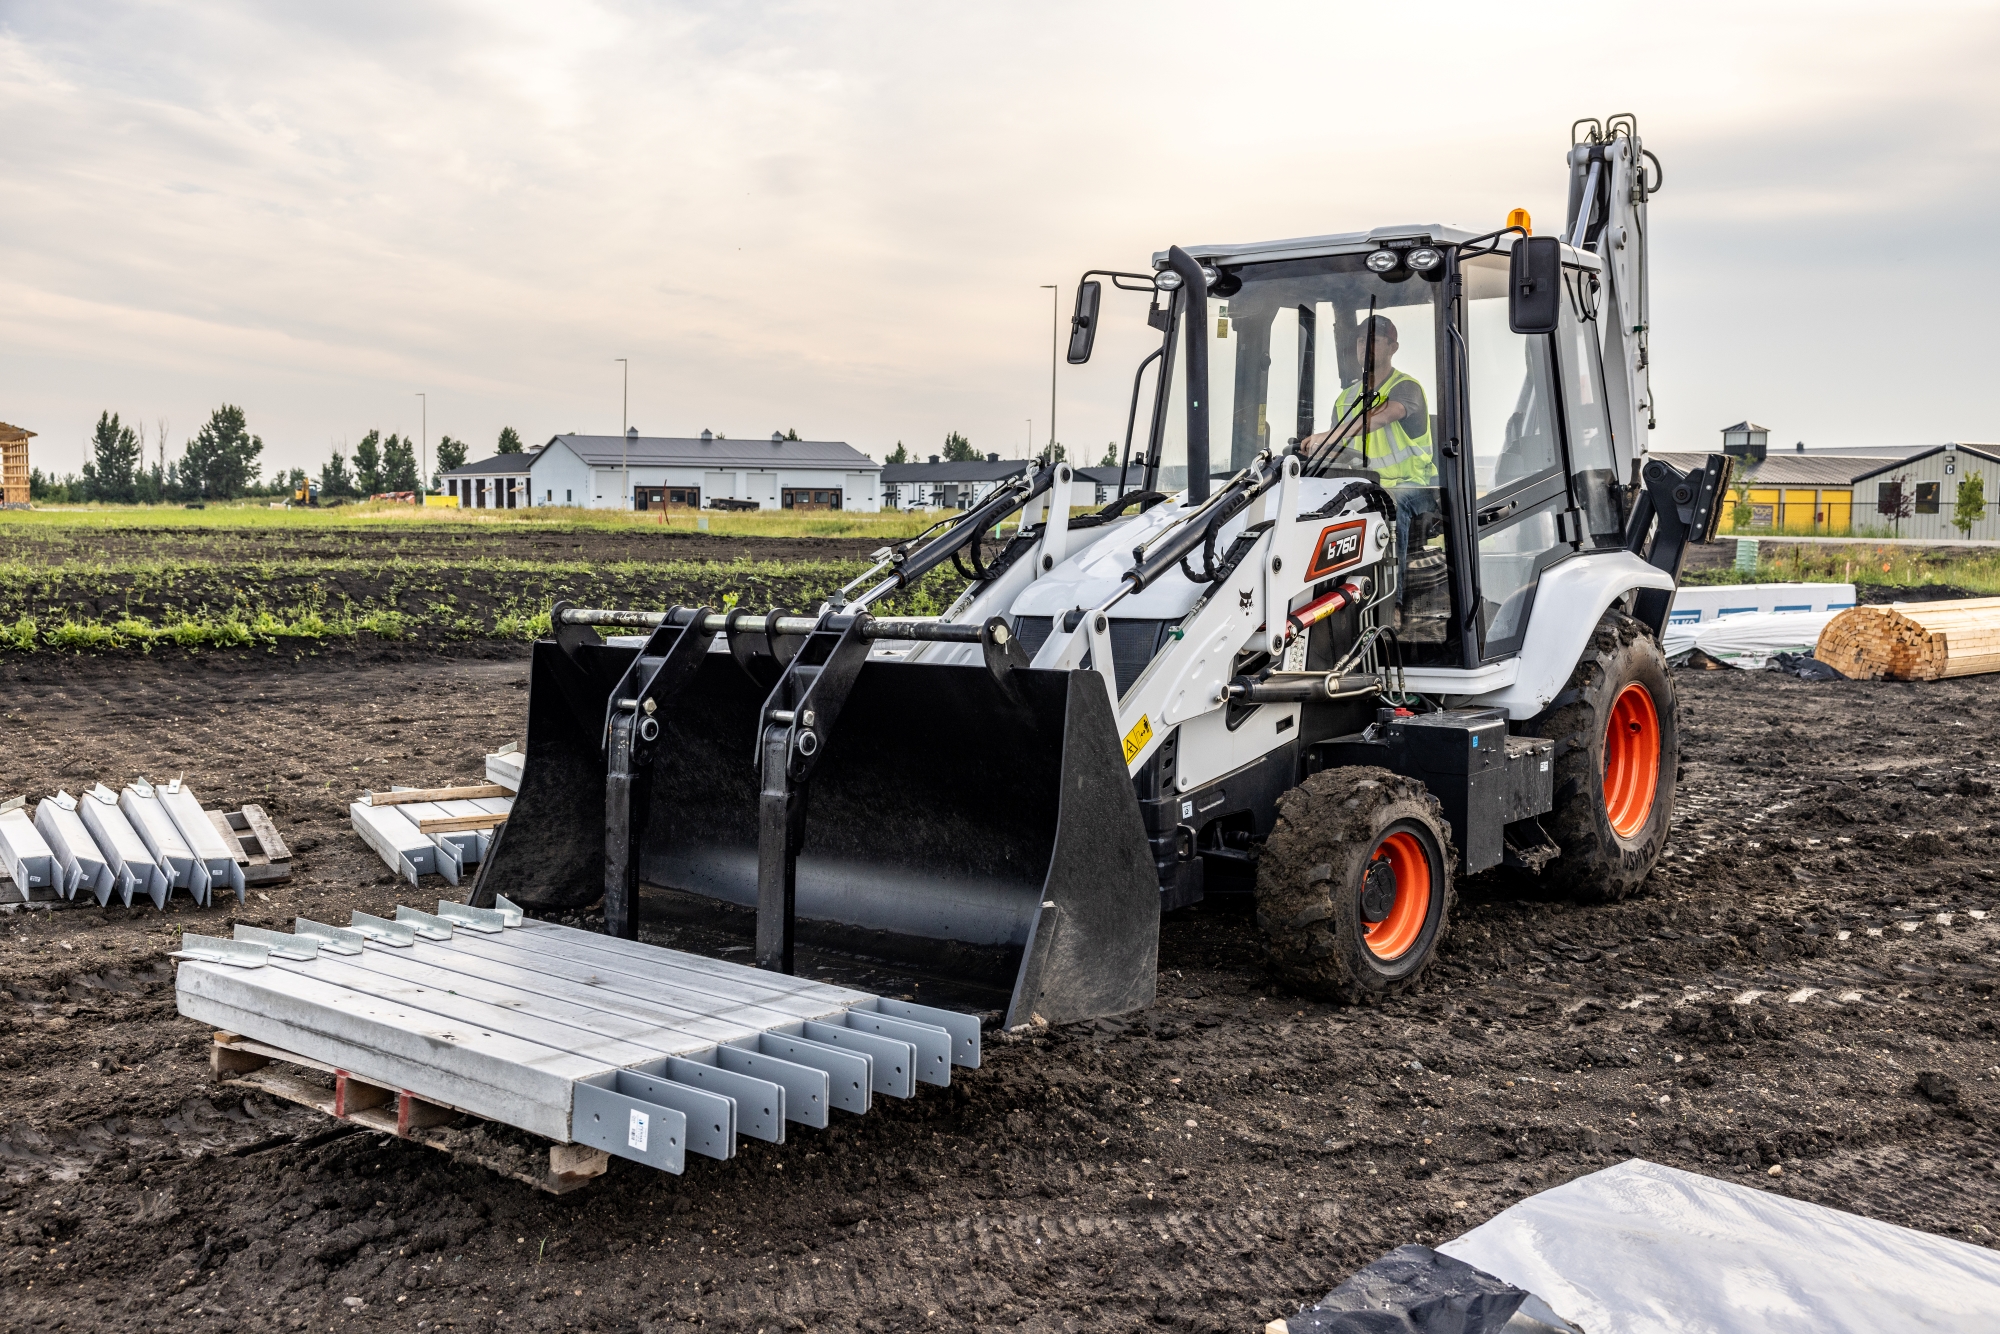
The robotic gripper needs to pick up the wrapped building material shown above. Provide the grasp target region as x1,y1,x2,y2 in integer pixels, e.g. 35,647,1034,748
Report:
80,784,167,909
0,800,56,901
1662,609,1841,670
1666,581,1854,627
34,791,114,905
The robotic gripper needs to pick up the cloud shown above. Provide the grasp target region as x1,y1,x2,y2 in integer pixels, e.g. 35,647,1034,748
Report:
2,1,1997,476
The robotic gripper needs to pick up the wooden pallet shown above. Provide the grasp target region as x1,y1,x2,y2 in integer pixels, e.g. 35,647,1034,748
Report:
205,804,294,885
210,1033,609,1193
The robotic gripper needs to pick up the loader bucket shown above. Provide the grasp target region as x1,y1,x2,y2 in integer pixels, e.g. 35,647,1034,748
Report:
479,639,1160,1028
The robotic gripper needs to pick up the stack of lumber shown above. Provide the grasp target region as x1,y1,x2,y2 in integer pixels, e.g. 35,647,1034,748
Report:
1814,597,2000,681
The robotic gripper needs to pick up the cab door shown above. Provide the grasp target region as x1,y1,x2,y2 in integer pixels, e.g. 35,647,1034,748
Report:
1461,253,1573,660
1555,273,1627,545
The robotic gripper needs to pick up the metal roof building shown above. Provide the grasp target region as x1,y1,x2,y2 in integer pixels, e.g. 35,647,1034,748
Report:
880,456,1030,511
458,431,883,512
439,452,537,510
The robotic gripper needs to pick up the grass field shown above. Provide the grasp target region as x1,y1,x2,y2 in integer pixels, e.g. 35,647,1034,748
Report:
2,498,946,540
1682,541,2000,596
0,505,965,653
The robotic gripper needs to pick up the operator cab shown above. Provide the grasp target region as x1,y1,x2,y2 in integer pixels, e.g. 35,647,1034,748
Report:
1135,226,1637,672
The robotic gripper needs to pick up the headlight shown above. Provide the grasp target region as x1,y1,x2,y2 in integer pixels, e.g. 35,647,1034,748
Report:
1365,248,1401,273
1154,270,1184,291
1406,246,1443,272
1199,264,1219,287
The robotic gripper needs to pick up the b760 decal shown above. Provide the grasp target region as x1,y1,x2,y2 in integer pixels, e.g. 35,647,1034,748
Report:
1304,519,1368,579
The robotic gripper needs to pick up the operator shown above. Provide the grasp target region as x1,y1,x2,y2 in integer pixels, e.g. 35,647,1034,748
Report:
1310,315,1438,572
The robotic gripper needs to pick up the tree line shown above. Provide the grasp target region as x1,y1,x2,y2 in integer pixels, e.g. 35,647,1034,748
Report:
881,433,1118,466
31,406,525,504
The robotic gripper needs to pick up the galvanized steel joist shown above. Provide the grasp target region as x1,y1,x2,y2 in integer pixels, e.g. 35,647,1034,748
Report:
0,800,56,901
173,899,980,1176
352,789,515,886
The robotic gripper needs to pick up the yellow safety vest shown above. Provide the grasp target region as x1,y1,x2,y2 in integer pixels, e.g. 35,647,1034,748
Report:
1332,370,1435,486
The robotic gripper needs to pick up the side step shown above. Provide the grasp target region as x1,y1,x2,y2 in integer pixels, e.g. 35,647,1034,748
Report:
173,899,981,1181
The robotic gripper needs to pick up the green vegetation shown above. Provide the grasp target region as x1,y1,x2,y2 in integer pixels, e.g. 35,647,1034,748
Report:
1956,474,1986,539
0,499,945,538
1684,542,2000,596
0,510,964,654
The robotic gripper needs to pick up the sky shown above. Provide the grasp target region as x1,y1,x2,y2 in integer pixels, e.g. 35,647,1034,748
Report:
4,1,1999,482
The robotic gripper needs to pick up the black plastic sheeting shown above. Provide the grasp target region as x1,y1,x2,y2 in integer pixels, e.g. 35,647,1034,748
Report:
1278,1245,1579,1334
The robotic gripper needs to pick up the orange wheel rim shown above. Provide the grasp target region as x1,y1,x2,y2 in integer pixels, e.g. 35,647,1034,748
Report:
1603,682,1661,839
1363,830,1432,960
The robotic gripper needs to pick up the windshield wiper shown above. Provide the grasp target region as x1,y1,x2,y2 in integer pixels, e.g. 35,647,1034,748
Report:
1299,294,1379,476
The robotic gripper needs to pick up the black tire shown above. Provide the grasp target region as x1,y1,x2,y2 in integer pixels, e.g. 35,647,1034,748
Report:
1520,611,1678,904
1255,767,1455,1003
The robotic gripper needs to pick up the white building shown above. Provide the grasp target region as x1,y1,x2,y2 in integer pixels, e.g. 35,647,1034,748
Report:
440,453,535,509
521,431,882,511
1850,444,2000,541
1074,465,1145,506
881,456,1033,510
881,457,1148,511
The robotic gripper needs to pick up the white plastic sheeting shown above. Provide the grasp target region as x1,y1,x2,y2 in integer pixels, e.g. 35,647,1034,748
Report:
1662,609,1841,670
1440,1159,2000,1334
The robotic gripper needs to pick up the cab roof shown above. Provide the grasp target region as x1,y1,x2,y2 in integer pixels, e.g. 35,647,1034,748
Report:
1154,223,1596,270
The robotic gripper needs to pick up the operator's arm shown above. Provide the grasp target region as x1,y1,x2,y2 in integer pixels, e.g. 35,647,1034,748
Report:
1362,399,1409,432
1359,379,1429,435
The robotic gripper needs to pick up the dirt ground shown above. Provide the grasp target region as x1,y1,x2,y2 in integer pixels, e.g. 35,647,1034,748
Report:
3,646,1998,1333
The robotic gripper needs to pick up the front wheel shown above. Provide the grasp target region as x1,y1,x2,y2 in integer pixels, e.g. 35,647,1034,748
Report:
1521,610,1678,903
1256,767,1455,1003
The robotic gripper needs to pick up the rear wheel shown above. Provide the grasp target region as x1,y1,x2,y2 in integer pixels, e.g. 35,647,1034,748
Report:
1521,611,1678,903
1255,767,1454,1003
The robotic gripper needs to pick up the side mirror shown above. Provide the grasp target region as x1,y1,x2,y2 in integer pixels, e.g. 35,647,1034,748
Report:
1508,236,1561,334
1066,280,1102,364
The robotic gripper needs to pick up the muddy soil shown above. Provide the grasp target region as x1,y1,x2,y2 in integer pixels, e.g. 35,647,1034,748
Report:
2,650,1997,1333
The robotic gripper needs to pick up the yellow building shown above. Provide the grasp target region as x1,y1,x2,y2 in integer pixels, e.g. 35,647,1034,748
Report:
1651,451,1903,537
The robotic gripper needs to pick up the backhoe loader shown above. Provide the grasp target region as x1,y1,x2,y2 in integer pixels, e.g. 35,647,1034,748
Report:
473,115,1727,1029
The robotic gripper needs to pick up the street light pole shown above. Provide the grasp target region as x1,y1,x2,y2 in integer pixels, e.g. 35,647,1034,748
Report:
414,393,426,495
614,358,629,511
1040,285,1058,461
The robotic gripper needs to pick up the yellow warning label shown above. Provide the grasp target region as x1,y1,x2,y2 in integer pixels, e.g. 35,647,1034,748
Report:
1122,714,1153,764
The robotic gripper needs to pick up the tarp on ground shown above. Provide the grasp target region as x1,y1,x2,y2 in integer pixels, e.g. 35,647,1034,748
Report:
1437,1158,2000,1334
1661,608,1841,670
